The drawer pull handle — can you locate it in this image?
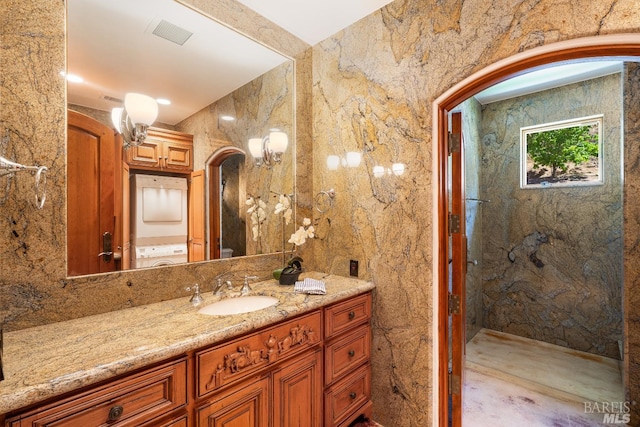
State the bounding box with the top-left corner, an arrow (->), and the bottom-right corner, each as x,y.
349,392 -> 357,399
348,350 -> 356,357
348,311 -> 355,320
108,405 -> 124,421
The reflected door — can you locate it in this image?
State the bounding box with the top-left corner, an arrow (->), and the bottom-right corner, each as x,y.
67,110 -> 117,275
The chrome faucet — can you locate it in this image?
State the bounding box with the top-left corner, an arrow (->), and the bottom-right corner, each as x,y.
212,278 -> 233,296
241,275 -> 258,295
186,284 -> 204,307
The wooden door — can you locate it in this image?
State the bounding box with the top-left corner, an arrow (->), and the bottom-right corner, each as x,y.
122,161 -> 131,270
196,376 -> 269,427
189,170 -> 205,262
272,349 -> 323,427
67,110 -> 117,276
449,111 -> 466,427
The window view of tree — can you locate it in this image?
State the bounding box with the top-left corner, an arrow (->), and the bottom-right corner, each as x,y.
522,116 -> 602,187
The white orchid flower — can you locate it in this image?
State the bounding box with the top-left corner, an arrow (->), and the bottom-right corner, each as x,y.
283,208 -> 292,225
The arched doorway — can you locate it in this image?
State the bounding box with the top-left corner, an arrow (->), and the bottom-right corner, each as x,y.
206,146 -> 246,260
433,34 -> 640,427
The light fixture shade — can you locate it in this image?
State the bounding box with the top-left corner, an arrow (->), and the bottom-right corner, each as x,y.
124,93 -> 158,126
326,155 -> 340,170
269,131 -> 288,154
111,107 -> 124,133
248,138 -> 263,158
392,163 -> 405,176
345,151 -> 362,168
373,165 -> 385,178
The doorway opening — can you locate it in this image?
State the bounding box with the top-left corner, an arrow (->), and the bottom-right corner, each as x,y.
205,146 -> 246,260
433,34 -> 640,427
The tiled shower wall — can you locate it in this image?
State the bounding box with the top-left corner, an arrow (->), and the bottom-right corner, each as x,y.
479,74 -> 623,359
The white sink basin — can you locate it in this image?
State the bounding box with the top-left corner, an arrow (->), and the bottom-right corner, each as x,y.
197,295 -> 279,316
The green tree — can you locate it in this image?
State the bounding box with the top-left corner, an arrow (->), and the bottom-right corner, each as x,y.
527,125 -> 599,178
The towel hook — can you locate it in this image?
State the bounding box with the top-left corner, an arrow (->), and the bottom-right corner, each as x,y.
314,188 -> 336,213
0,156 -> 48,209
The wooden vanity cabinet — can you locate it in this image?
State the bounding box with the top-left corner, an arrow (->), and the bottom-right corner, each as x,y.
195,311 -> 323,427
323,293 -> 372,427
7,358 -> 188,427
5,292 -> 373,427
125,127 -> 193,173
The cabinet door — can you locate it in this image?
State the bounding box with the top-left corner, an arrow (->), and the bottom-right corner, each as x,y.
196,376 -> 269,427
188,170 -> 205,262
126,139 -> 163,169
273,349 -> 323,427
164,142 -> 193,171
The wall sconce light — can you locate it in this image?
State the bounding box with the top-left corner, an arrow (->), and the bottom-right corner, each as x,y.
248,131 -> 288,167
373,163 -> 406,178
111,93 -> 159,148
326,151 -> 362,170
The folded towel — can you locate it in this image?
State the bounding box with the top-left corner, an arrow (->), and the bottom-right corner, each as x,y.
294,278 -> 326,295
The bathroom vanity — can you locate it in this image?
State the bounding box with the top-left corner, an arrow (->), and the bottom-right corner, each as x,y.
0,273 -> 374,426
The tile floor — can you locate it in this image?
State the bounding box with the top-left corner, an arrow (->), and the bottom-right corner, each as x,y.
463,329 -> 626,427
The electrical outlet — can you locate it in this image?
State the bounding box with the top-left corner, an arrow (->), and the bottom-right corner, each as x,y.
349,260 -> 359,277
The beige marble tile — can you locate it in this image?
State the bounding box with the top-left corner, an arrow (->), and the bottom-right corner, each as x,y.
467,329 -> 624,404
465,329 -> 626,426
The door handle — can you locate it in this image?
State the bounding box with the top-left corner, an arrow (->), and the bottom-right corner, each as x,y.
99,232 -> 113,263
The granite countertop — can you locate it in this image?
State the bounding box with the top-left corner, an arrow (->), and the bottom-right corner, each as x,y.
0,272 -> 374,415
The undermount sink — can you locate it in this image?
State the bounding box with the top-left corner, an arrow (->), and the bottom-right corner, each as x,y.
197,295 -> 279,316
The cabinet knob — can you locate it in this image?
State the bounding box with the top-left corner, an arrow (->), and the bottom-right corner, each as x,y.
108,405 -> 124,421
348,350 -> 355,357
349,392 -> 357,399
348,311 -> 355,320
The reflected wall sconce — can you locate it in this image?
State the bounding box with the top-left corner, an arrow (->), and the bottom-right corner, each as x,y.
373,163 -> 405,178
326,152 -> 362,170
111,93 -> 159,148
248,131 -> 288,167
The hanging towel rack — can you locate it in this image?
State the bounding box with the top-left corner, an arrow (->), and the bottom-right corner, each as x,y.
0,156 -> 48,209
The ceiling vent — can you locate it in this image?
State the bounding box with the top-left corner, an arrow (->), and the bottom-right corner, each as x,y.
102,95 -> 123,104
152,20 -> 193,46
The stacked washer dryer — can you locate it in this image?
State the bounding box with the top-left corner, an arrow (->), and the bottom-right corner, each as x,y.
130,174 -> 189,268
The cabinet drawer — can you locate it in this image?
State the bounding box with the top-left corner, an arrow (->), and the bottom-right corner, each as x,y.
324,293 -> 371,340
324,324 -> 371,385
12,358 -> 187,427
196,311 -> 321,397
323,364 -> 371,427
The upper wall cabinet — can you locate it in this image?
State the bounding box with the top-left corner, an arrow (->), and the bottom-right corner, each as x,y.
126,128 -> 193,173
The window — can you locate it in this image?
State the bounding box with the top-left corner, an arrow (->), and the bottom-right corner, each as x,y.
520,115 -> 603,188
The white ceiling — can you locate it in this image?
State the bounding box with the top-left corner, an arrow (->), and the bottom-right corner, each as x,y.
67,1 -> 626,126
66,0 -> 393,125
235,0 -> 394,46
474,61 -> 624,105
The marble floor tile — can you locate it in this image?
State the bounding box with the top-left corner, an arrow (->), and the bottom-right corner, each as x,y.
463,329 -> 625,426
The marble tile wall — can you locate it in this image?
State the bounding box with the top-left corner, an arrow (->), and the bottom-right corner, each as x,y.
309,1 -> 640,425
3,0 -> 640,425
479,74 -> 623,359
178,61 -> 296,256
460,97 -> 484,342
623,62 -> 640,427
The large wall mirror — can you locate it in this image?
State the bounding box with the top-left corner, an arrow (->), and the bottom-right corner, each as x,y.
66,0 -> 295,277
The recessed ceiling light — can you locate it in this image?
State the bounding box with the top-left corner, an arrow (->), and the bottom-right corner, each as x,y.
156,98 -> 171,105
60,71 -> 84,83
220,115 -> 235,121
